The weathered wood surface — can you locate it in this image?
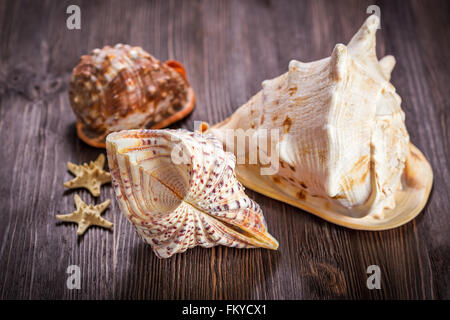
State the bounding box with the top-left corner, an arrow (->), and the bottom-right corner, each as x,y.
0,0 -> 448,299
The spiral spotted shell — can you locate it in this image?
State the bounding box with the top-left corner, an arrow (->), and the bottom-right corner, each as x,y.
106,129 -> 278,258
69,44 -> 195,148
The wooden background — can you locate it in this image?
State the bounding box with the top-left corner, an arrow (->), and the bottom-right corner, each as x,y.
0,0 -> 448,300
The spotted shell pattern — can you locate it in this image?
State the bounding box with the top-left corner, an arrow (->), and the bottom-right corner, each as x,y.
69,44 -> 194,147
106,129 -> 278,258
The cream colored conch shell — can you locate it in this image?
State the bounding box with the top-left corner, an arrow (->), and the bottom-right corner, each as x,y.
203,15 -> 433,230
106,129 -> 278,258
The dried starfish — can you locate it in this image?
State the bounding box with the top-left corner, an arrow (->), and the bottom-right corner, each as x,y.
64,154 -> 111,197
56,194 -> 113,235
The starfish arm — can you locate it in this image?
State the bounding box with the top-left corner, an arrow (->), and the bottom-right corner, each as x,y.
64,176 -> 84,189
91,215 -> 113,229
67,162 -> 81,176
95,199 -> 111,214
86,184 -> 101,197
73,194 -> 86,210
77,222 -> 89,235
94,154 -> 106,168
56,213 -> 79,223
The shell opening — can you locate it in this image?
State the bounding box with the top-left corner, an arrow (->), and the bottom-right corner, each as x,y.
106,130 -> 191,216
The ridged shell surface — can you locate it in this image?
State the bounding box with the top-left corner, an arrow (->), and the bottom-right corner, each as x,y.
205,15 -> 433,230
69,44 -> 194,148
106,129 -> 278,258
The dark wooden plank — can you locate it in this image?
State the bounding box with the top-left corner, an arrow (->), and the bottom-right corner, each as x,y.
0,0 -> 448,300
409,0 -> 450,299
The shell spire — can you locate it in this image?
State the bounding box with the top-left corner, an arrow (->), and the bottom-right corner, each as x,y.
106,129 -> 278,258
69,44 -> 195,148
203,15 -> 433,230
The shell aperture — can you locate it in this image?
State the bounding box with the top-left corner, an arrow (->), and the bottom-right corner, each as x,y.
106,129 -> 278,258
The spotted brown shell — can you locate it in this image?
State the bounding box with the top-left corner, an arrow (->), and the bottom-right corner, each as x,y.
69,44 -> 195,148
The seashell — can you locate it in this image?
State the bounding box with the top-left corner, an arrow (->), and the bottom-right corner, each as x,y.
69,44 -> 195,148
105,129 -> 278,258
202,15 -> 433,230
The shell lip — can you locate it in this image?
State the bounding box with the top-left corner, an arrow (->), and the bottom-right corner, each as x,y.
211,214 -> 279,250
165,60 -> 189,83
233,143 -> 433,231
76,121 -> 107,148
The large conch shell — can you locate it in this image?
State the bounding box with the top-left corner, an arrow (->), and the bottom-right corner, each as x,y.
106,129 -> 278,258
203,15 -> 433,230
69,44 -> 195,148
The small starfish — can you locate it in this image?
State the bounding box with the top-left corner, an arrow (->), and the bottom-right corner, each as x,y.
56,194 -> 113,235
64,154 -> 111,197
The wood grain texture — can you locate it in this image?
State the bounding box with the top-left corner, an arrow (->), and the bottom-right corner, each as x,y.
0,0 -> 449,300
